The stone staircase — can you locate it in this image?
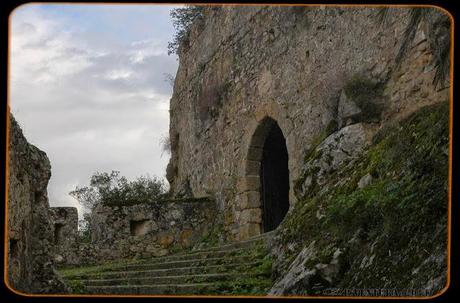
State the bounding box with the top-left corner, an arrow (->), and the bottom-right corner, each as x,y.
59,232 -> 274,295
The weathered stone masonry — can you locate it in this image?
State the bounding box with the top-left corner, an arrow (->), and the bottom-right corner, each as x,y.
41,198 -> 217,266
6,6 -> 449,295
86,198 -> 217,262
7,114 -> 68,293
49,207 -> 79,265
167,6 -> 449,241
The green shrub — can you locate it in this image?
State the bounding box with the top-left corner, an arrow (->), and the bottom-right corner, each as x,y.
168,6 -> 205,55
343,74 -> 385,121
67,280 -> 87,294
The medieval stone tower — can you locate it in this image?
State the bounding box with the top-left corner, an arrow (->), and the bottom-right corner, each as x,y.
166,6 -> 449,241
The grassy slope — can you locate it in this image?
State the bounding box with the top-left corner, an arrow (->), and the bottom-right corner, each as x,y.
275,101 -> 449,295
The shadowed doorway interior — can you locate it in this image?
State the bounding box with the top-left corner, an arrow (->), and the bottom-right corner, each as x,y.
260,120 -> 290,233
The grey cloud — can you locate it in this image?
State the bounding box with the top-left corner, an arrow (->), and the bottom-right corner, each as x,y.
15,22 -> 37,34
11,4 -> 178,217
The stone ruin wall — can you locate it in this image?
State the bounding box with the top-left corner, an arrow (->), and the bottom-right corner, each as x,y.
42,199 -> 217,266
7,114 -> 68,294
167,6 -> 449,241
49,207 -> 79,265
85,198 -> 217,263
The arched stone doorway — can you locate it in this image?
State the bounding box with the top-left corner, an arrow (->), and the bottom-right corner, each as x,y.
260,120 -> 290,232
238,117 -> 290,238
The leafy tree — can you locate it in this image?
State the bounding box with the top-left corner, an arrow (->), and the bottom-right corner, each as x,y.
168,5 -> 205,55
69,170 -> 167,211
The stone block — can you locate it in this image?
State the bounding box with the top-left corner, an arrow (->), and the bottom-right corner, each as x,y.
358,173 -> 373,189
240,208 -> 262,224
153,249 -> 169,257
240,191 -> 261,209
180,229 -> 194,246
337,89 -> 362,129
245,160 -> 261,175
238,223 -> 261,240
158,233 -> 175,247
237,176 -> 261,193
250,134 -> 266,148
247,176 -> 261,190
246,146 -> 264,161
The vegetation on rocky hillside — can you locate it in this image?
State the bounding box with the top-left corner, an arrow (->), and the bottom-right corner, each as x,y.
275,101 -> 449,295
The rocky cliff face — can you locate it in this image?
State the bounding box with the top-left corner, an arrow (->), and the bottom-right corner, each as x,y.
7,114 -> 68,294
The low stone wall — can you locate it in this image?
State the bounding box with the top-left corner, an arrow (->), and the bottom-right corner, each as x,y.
72,197 -> 217,264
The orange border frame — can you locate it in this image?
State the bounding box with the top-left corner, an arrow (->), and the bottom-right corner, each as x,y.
4,2 -> 455,300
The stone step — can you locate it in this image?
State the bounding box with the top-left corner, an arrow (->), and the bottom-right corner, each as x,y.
65,261 -> 263,280
131,247 -> 252,263
127,232 -> 272,263
134,244 -> 267,264
102,255 -> 257,272
84,283 -> 217,295
62,232 -> 273,275
62,232 -> 274,295
141,232 -> 271,261
71,272 -> 264,287
60,248 -> 265,279
83,279 -> 272,295
190,231 -> 275,253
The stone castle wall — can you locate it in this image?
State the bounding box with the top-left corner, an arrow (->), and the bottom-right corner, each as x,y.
7,114 -> 68,294
167,6 -> 449,241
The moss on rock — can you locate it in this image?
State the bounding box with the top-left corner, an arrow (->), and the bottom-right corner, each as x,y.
274,101 -> 449,295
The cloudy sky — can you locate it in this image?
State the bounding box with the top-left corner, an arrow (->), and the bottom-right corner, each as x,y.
10,4 -> 180,217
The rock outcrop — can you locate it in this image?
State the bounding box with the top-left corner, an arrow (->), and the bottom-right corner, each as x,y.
7,114 -> 68,294
270,102 -> 449,296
